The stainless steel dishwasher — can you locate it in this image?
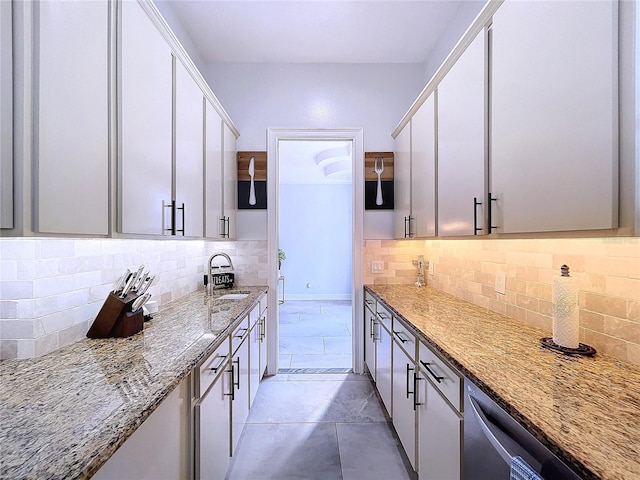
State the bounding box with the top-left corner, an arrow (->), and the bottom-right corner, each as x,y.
463,377 -> 583,480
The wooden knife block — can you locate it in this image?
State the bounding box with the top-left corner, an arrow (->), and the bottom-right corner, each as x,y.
87,292 -> 144,339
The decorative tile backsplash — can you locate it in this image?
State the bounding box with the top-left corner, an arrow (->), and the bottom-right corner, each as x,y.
364,237 -> 640,366
0,238 -> 267,359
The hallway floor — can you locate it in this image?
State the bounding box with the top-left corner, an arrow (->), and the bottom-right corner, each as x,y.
226,373 -> 415,480
278,300 -> 352,370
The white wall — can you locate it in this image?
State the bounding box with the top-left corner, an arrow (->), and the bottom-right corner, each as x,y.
203,62 -> 424,240
279,183 -> 352,300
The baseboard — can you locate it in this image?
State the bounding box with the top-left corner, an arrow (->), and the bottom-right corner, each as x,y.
284,294 -> 352,301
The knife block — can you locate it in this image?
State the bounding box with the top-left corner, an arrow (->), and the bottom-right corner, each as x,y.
87,292 -> 144,339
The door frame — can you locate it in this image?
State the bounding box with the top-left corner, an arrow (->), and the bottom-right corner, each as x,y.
266,128 -> 364,375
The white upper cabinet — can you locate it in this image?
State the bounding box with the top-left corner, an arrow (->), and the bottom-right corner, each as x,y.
394,121 -> 412,239
205,101 -> 223,238
411,94 -> 436,238
222,122 -> 237,239
35,0 -> 109,235
119,0 -> 172,235
437,31 -> 486,237
174,59 -> 204,237
490,0 -> 618,233
0,0 -> 12,229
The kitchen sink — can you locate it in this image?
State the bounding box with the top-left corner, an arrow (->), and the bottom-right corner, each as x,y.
216,293 -> 249,300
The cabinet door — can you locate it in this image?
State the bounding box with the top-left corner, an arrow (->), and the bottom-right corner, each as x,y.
93,378 -> 190,480
417,376 -> 462,480
36,0 -> 109,234
231,338 -> 249,454
364,305 -> 377,381
392,342 -> 417,470
120,0 -> 172,235
174,59 -> 204,237
0,0 -> 12,229
222,123 -> 237,239
249,306 -> 261,408
205,101 -> 223,238
259,304 -> 268,380
394,121 -> 412,238
376,323 -> 392,416
437,32 -> 486,237
411,94 -> 436,238
198,369 -> 231,480
491,0 -> 617,233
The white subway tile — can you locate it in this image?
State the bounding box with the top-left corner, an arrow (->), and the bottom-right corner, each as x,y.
0,301 -> 18,319
0,260 -> 17,281
0,239 -> 37,260
34,296 -> 59,317
74,239 -> 103,257
40,310 -> 75,335
39,239 -> 75,259
35,332 -> 60,357
2,281 -> 34,300
0,320 -> 35,339
16,299 -> 35,319
33,276 -> 72,297
16,339 -> 36,359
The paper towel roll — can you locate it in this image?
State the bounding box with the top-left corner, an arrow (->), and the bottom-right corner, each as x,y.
552,271 -> 579,349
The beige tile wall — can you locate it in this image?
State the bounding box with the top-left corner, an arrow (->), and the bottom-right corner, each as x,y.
363,238 -> 640,366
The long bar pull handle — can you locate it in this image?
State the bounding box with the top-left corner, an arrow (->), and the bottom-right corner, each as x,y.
393,330 -> 408,344
488,192 -> 498,232
406,363 -> 415,399
420,360 -> 444,383
370,317 -> 375,339
473,197 -> 483,235
225,216 -> 230,238
233,357 -> 240,390
413,373 -> 423,411
219,216 -> 226,238
208,354 -> 228,373
176,202 -> 185,236
234,328 -> 248,339
163,200 -> 175,235
224,366 -> 235,400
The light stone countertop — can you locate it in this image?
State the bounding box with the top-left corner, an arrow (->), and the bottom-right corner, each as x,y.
0,286 -> 267,480
366,284 -> 640,480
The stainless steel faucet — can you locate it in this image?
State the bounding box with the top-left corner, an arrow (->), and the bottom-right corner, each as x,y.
206,252 -> 234,295
412,255 -> 426,288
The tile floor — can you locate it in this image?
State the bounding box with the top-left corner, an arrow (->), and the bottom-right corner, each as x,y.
226,373 -> 416,480
278,300 -> 353,370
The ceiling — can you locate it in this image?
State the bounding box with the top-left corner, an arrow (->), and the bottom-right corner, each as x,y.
278,140 -> 353,184
156,0 -> 468,64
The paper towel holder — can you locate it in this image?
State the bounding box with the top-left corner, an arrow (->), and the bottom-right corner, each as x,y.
540,337 -> 596,357
542,264 -> 596,356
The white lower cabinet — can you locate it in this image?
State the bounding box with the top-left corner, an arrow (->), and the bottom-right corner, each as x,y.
375,314 -> 393,416
392,339 -> 417,470
231,330 -> 250,454
93,377 -> 191,480
249,303 -> 261,408
258,297 -> 269,380
365,293 -> 463,480
364,295 -> 377,380
416,365 -> 462,479
196,343 -> 231,480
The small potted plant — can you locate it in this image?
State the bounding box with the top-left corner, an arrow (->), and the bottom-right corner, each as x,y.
278,249 -> 286,271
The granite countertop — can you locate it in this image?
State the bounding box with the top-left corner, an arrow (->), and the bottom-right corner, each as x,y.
0,286 -> 267,480
366,284 -> 640,480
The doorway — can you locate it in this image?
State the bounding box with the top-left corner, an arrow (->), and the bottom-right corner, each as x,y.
278,140 -> 353,371
266,129 -> 364,376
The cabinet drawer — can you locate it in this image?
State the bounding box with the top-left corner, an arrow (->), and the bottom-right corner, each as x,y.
231,315 -> 250,355
199,341 -> 230,396
418,341 -> 462,412
376,303 -> 393,332
364,292 -> 376,313
392,317 -> 417,358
